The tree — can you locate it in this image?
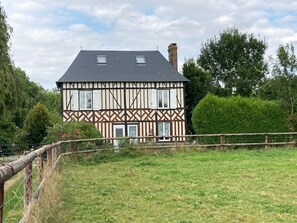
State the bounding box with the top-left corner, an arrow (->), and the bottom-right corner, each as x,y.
198,28 -> 267,97
182,58 -> 212,133
11,68 -> 61,127
23,103 -> 53,147
0,4 -> 19,119
272,43 -> 297,116
0,119 -> 16,155
259,43 -> 297,130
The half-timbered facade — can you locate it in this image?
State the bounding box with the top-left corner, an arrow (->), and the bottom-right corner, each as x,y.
57,43 -> 188,145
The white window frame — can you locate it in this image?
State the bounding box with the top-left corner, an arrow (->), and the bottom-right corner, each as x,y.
80,90 -> 92,110
97,55 -> 107,64
136,55 -> 146,64
157,89 -> 169,109
151,88 -> 177,110
158,122 -> 170,141
128,124 -> 138,144
113,125 -> 125,147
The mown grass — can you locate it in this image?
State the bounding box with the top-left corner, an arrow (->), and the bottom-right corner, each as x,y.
54,148 -> 297,223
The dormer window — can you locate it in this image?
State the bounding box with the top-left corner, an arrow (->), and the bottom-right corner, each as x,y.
97,55 -> 107,64
136,55 -> 146,64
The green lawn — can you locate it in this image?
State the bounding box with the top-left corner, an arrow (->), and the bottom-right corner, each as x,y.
56,148 -> 297,223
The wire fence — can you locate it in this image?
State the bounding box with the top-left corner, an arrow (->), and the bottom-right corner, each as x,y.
0,132 -> 297,223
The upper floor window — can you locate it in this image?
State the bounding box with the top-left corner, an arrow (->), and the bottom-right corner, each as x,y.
151,88 -> 177,109
80,91 -> 92,110
97,55 -> 107,64
71,90 -> 100,111
136,55 -> 146,64
158,89 -> 169,108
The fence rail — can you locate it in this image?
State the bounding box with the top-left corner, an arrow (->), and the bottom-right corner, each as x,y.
0,132 -> 297,223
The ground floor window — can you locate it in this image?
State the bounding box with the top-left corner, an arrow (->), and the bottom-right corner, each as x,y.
158,122 -> 170,141
113,124 -> 138,147
128,125 -> 138,144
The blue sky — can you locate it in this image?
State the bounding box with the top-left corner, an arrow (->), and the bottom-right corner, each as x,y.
2,0 -> 297,89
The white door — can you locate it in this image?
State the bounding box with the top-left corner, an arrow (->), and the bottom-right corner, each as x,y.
128,125 -> 138,144
113,125 -> 125,147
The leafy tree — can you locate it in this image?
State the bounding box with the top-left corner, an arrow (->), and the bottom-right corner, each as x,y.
272,44 -> 297,116
0,4 -> 19,119
23,103 -> 53,148
182,58 -> 212,133
198,28 -> 267,97
43,88 -> 61,114
259,43 -> 297,130
0,120 -> 16,155
11,68 -> 61,127
42,88 -> 61,123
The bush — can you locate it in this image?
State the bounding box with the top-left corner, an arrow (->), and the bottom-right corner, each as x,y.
192,94 -> 287,134
43,121 -> 102,144
23,103 -> 52,148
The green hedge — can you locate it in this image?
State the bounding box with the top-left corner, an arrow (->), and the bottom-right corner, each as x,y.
192,94 -> 287,134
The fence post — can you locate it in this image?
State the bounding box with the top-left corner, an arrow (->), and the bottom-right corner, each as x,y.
24,162 -> 33,210
57,144 -> 61,158
0,183 -> 4,223
52,146 -> 57,164
265,134 -> 268,149
220,135 -> 225,149
47,149 -> 52,169
175,136 -> 177,148
38,155 -> 44,183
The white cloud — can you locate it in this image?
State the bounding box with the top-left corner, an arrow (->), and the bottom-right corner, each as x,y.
1,0 -> 297,89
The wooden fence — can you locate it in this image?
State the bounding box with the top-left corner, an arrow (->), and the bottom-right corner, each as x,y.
0,132 -> 297,223
0,143 -> 62,223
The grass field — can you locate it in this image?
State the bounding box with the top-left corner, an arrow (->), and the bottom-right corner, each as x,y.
3,165 -> 43,223
49,148 -> 297,222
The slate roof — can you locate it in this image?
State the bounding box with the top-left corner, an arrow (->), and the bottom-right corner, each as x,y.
56,50 -> 188,86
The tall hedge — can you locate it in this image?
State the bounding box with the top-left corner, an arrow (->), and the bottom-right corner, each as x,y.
192,94 -> 287,134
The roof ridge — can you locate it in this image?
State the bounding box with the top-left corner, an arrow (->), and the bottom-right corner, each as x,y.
80,50 -> 160,52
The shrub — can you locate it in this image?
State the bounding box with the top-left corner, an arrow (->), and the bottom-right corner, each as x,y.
23,103 -> 53,148
43,121 -> 102,144
192,94 -> 287,134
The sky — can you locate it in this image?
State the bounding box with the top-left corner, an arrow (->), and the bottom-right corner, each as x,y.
2,0 -> 297,89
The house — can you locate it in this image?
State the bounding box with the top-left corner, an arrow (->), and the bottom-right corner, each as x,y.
56,43 -> 188,145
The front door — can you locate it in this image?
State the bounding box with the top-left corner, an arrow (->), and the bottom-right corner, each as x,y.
113,125 -> 125,147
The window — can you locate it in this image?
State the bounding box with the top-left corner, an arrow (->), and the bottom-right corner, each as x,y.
80,91 -> 92,110
158,122 -> 170,141
136,55 -> 146,64
151,89 -> 176,109
71,90 -> 100,111
128,124 -> 138,144
158,89 -> 169,108
97,55 -> 107,64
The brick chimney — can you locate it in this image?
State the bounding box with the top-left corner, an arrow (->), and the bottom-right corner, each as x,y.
168,43 -> 178,70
